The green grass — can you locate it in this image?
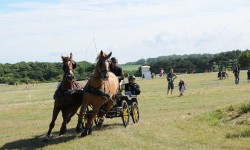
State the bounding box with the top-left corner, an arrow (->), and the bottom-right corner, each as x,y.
0,71 -> 250,149
120,65 -> 141,71
203,102 -> 250,126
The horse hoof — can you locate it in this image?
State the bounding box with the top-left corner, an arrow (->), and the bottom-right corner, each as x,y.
76,126 -> 82,134
81,129 -> 88,137
88,127 -> 93,135
42,135 -> 51,143
97,122 -> 103,129
59,129 -> 67,136
59,133 -> 64,136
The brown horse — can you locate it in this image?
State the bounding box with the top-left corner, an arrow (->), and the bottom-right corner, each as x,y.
76,50 -> 119,137
43,53 -> 83,142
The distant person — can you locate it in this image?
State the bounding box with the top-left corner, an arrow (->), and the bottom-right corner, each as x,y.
233,67 -> 239,84
247,69 -> 250,83
237,65 -> 241,74
124,75 -> 140,96
109,57 -> 124,82
151,72 -> 156,79
178,78 -> 186,96
166,68 -> 177,95
218,71 -> 222,80
159,68 -> 164,77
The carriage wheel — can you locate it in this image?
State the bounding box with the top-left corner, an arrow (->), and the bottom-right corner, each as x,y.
121,100 -> 129,127
131,102 -> 139,123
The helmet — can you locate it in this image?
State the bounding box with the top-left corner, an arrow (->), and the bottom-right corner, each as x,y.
128,75 -> 136,81
111,57 -> 118,63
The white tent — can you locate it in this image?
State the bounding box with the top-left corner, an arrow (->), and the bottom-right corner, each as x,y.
141,66 -> 151,80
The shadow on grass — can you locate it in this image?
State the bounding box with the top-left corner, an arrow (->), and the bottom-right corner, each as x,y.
167,95 -> 181,98
93,122 -> 124,131
226,130 -> 250,138
1,128 -> 78,150
1,123 -> 127,149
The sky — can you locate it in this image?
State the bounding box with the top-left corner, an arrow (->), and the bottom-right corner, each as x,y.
0,0 -> 250,64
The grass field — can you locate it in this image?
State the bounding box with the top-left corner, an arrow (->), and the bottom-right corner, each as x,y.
120,65 -> 141,71
0,71 -> 250,149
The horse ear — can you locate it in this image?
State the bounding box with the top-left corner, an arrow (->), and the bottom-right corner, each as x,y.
100,50 -> 103,56
70,52 -> 73,59
61,56 -> 64,60
106,52 -> 112,59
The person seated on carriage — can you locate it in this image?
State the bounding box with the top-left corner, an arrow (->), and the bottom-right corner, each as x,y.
124,75 -> 141,96
109,57 -> 125,92
109,57 -> 124,82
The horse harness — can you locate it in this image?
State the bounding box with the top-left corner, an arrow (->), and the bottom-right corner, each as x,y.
54,88 -> 83,98
54,80 -> 83,99
85,58 -> 113,100
84,84 -> 111,100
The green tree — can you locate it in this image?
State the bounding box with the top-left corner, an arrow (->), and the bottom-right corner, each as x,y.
238,50 -> 250,68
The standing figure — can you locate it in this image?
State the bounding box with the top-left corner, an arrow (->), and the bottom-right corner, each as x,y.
247,69 -> 250,83
179,78 -> 186,96
233,67 -> 239,84
166,68 -> 177,95
159,68 -> 164,77
237,65 -> 241,75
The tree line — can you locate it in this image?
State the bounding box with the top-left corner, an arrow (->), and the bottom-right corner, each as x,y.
1,49 -> 250,85
0,61 -> 94,85
127,49 -> 250,75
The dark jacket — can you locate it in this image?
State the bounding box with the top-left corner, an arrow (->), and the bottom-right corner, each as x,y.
109,66 -> 124,82
233,69 -> 239,77
178,81 -> 185,91
124,83 -> 140,95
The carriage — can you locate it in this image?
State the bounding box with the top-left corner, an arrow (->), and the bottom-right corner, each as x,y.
81,85 -> 140,131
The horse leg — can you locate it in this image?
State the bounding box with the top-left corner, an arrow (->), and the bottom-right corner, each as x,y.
67,96 -> 82,124
76,103 -> 88,134
81,108 -> 99,137
97,101 -> 113,129
59,109 -> 69,136
43,106 -> 60,142
66,102 -> 81,124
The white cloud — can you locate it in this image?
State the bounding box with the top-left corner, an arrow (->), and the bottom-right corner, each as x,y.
0,0 -> 250,64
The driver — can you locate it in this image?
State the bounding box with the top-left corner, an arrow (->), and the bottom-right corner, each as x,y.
109,57 -> 124,83
124,75 -> 141,96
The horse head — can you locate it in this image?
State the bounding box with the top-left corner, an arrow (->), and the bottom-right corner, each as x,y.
61,53 -> 76,81
96,50 -> 112,81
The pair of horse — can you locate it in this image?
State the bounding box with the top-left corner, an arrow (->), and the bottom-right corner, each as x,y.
43,51 -> 119,142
